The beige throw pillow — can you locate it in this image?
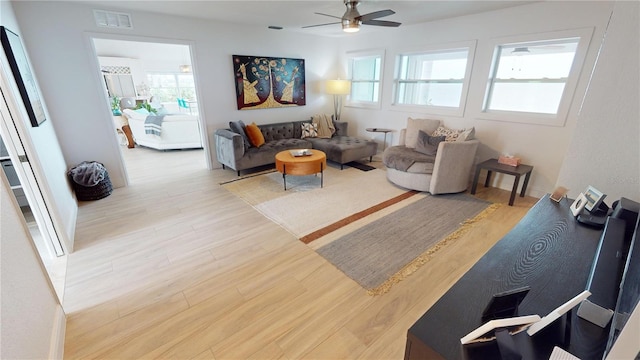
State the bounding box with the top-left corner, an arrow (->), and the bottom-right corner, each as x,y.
457,127 -> 476,142
432,125 -> 464,142
405,117 -> 441,148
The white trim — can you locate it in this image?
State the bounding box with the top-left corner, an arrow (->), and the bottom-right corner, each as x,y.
478,27 -> 594,126
48,305 -> 66,360
345,48 -> 385,110
84,32 -> 212,178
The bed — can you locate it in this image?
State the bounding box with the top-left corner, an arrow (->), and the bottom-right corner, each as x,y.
122,109 -> 203,150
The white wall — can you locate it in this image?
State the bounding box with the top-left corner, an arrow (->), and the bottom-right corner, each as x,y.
557,1 -> 640,203
10,1 -> 636,201
1,2 -> 76,250
11,1 -> 336,188
0,172 -> 65,359
337,1 -> 616,198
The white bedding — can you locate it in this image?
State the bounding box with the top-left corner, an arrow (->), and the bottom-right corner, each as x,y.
123,109 -> 203,150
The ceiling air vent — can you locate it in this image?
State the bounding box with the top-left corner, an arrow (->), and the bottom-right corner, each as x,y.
93,10 -> 133,29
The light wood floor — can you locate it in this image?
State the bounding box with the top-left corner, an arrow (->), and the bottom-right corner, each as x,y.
63,146 -> 539,359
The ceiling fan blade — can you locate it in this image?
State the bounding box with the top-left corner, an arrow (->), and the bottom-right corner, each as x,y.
357,9 -> 395,22
362,19 -> 401,27
314,12 -> 342,20
302,21 -> 341,29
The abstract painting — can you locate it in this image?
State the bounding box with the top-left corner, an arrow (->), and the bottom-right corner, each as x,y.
233,55 -> 305,110
1,26 -> 46,126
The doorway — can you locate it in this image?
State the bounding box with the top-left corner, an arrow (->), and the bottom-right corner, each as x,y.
90,36 -> 207,184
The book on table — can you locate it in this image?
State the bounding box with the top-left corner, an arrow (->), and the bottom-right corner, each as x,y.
290,149 -> 312,157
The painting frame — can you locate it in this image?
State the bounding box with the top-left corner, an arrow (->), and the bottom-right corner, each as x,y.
233,55 -> 306,110
0,26 -> 46,127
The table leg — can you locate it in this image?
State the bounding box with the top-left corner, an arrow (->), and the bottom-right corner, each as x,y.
509,175 -> 521,206
471,167 -> 481,195
520,170 -> 532,197
484,170 -> 493,187
382,132 -> 388,152
282,164 -> 287,191
320,162 -> 324,188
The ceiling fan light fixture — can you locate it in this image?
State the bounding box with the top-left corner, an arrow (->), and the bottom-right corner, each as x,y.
342,19 -> 360,33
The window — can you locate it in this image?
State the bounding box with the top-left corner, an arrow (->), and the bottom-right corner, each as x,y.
147,73 -> 196,103
481,28 -> 593,126
393,42 -> 475,115
347,50 -> 384,108
486,39 -> 578,114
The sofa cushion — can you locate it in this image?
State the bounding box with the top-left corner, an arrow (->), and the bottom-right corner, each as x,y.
415,130 -> 446,156
229,120 -> 251,151
307,136 -> 377,164
259,122 -> 294,142
301,123 -> 318,138
245,122 -> 266,147
333,121 -> 348,136
457,127 -> 476,142
433,125 -> 467,142
405,118 -> 441,148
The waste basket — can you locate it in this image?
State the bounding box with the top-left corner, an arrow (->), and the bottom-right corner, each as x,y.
67,161 -> 113,201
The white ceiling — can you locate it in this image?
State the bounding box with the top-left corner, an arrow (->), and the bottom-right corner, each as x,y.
82,0 -> 538,37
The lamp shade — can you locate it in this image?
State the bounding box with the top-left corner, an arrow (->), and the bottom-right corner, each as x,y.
326,79 -> 351,95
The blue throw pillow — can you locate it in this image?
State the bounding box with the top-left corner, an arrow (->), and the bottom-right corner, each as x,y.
415,130 -> 445,156
229,120 -> 251,151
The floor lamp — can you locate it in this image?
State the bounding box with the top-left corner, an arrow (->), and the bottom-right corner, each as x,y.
326,79 -> 351,121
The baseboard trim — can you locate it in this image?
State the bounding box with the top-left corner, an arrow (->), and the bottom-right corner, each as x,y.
49,305 -> 66,360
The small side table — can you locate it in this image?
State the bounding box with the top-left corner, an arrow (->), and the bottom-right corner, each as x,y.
471,158 -> 533,206
365,128 -> 393,152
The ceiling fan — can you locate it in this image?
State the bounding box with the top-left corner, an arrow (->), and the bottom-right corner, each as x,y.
303,0 -> 401,33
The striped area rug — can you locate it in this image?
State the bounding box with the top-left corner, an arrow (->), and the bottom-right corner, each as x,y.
315,193 -> 499,295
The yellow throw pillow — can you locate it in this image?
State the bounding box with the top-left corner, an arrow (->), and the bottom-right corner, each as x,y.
245,122 -> 265,147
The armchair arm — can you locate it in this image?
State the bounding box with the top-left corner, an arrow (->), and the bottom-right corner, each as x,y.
430,140 -> 479,195
214,129 -> 245,169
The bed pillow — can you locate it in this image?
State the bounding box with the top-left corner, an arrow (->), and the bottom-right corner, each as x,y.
244,122 -> 265,147
229,120 -> 251,151
405,117 -> 441,148
415,130 -> 446,156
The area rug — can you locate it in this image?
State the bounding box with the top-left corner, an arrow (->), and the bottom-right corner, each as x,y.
315,193 -> 499,295
221,166 -> 414,239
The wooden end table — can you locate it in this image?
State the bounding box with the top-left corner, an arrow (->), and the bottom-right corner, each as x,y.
470,158 -> 533,206
275,149 -> 326,190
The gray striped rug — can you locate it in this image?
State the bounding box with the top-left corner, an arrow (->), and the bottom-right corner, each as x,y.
316,193 -> 497,295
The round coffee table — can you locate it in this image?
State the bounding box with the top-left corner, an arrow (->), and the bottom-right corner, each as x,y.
275,149 -> 326,190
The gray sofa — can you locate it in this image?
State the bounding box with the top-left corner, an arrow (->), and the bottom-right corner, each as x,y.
215,120 -> 377,175
383,118 -> 479,194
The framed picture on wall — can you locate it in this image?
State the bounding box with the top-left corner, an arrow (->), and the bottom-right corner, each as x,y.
232,55 -> 306,110
0,26 -> 46,127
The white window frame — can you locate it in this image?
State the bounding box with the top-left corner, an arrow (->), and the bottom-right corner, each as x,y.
392,40 -> 476,117
346,49 -> 385,109
480,28 -> 594,126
